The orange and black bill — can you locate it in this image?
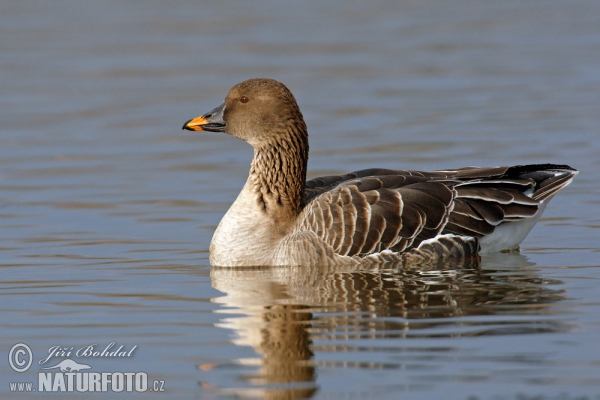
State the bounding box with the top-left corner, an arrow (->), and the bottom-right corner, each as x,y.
182,103 -> 226,132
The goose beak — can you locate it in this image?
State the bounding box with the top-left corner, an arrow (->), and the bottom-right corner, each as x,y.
182,103 -> 226,132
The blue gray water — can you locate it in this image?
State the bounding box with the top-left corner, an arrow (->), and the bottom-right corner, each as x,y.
1,1 -> 600,399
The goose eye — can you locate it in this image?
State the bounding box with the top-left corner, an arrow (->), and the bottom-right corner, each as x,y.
239,96 -> 249,104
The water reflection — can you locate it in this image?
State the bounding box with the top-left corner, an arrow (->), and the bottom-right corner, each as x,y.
208,254 -> 567,398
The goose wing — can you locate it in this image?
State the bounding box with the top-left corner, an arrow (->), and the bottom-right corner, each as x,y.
300,164 -> 577,256
441,164 -> 577,238
301,169 -> 456,256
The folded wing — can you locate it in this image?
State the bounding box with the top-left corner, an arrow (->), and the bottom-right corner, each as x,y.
300,164 -> 577,256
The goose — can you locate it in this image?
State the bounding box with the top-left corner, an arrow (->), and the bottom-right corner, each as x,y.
183,78 -> 577,267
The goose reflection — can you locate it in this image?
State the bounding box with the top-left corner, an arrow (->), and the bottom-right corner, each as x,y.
207,253 -> 567,398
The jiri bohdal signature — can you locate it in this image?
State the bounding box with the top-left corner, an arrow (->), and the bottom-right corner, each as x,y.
38,343 -> 137,365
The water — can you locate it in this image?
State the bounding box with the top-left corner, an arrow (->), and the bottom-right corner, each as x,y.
1,1 -> 599,399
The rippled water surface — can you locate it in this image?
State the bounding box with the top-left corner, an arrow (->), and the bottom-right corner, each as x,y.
2,1 -> 600,399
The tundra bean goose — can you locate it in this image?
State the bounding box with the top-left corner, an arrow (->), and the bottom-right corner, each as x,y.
183,78 -> 577,267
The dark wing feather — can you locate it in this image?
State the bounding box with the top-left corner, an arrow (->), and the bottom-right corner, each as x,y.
441,164 -> 577,238
300,164 -> 577,257
304,174 -> 351,203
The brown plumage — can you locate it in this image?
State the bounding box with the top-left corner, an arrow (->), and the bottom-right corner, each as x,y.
183,78 -> 577,267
